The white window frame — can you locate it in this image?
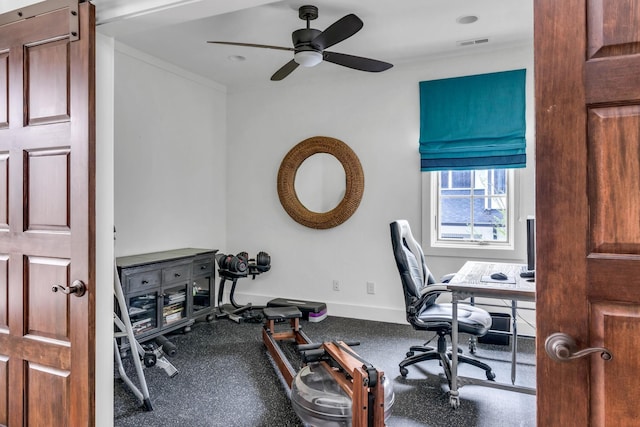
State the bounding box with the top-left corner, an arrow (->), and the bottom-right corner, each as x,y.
422,169 -> 518,258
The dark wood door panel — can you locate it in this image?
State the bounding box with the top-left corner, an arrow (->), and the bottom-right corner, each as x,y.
0,153 -> 8,230
588,0 -> 640,58
0,52 -> 7,129
588,105 -> 640,254
590,302 -> 640,426
0,255 -> 7,329
0,355 -> 6,425
26,362 -> 69,427
25,38 -> 70,126
26,256 -> 71,340
25,148 -> 71,232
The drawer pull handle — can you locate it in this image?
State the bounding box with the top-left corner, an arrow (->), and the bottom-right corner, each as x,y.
142,280 -> 148,284
174,273 -> 181,278
200,265 -> 206,270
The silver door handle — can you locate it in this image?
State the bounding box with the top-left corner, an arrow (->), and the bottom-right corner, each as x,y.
545,332 -> 612,362
51,280 -> 86,297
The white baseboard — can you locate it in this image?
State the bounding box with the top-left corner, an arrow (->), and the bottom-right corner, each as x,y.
229,292 -> 408,325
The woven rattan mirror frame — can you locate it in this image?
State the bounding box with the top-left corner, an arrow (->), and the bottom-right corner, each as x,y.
277,136 -> 364,229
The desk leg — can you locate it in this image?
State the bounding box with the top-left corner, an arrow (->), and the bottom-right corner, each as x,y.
511,300 -> 518,385
450,295 -> 460,408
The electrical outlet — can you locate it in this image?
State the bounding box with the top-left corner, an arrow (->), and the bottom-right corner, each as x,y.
332,280 -> 340,291
366,281 -> 375,294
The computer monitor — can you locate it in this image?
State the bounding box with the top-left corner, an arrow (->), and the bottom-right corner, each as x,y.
526,217 -> 535,273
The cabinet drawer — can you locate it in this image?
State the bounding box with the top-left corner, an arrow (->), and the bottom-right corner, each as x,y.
192,259 -> 213,276
163,264 -> 190,283
126,270 -> 162,293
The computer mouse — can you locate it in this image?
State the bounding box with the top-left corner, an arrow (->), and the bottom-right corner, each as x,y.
491,272 -> 508,280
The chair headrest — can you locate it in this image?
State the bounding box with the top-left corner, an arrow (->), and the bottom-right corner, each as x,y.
391,220 -> 425,285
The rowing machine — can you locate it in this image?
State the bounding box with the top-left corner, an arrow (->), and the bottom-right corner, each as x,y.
262,306 -> 394,426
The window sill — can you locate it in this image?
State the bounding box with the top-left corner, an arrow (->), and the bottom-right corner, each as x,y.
424,241 -> 522,262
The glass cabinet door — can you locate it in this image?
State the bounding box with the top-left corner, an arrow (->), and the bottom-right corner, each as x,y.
128,292 -> 158,336
192,276 -> 212,315
162,285 -> 187,326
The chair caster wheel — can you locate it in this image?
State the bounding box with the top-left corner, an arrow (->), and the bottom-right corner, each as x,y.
449,395 -> 460,409
486,370 -> 496,381
400,367 -> 408,377
406,351 -> 414,357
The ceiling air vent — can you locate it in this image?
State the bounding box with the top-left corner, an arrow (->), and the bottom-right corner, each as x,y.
456,38 -> 489,47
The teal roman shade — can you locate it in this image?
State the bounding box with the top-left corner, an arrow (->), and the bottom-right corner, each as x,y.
419,69 -> 526,171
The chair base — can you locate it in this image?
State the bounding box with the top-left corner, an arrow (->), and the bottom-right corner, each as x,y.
399,332 -> 495,388
407,345 -> 434,357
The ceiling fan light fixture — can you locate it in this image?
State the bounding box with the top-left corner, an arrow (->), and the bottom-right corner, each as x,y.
294,50 -> 323,67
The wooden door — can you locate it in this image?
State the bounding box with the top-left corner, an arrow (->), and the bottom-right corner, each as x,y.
535,0 -> 640,425
0,1 -> 95,425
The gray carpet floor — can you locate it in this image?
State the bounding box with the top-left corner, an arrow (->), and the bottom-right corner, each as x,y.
114,314 -> 536,427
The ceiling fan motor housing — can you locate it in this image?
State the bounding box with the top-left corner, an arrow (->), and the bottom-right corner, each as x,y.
292,28 -> 322,52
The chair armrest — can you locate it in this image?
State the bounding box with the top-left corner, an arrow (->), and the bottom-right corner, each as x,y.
419,284 -> 450,295
408,284 -> 451,315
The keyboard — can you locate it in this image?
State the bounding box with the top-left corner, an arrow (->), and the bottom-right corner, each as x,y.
519,266 -> 535,278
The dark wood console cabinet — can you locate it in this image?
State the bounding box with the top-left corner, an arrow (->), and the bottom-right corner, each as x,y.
116,248 -> 218,345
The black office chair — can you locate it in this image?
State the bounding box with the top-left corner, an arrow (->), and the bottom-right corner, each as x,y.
390,220 -> 495,386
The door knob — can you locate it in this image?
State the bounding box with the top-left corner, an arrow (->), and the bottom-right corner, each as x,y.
545,332 -> 612,362
51,280 -> 87,297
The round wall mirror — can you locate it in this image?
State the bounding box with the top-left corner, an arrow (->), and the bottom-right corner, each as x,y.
277,136 -> 364,229
294,153 -> 346,213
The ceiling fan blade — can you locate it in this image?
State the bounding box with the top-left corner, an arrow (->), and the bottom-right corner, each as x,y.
311,14 -> 363,50
323,51 -> 393,72
271,59 -> 299,81
207,41 -> 294,52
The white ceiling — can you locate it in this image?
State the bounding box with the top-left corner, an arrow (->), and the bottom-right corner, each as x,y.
95,0 -> 533,90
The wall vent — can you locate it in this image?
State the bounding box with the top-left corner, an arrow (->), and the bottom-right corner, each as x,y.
456,38 -> 489,47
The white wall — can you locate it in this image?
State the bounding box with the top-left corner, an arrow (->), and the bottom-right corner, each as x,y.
113,43 -> 227,256
225,45 -> 535,324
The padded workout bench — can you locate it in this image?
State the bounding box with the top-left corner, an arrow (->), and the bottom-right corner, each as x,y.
266,298 -> 327,322
261,306 -> 390,426
262,306 -> 312,387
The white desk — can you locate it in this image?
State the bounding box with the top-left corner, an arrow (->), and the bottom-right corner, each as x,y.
447,261 -> 536,408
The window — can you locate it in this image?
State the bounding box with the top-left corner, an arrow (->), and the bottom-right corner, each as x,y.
431,169 -> 514,248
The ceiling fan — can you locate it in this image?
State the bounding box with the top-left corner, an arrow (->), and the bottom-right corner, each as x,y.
207,5 -> 393,81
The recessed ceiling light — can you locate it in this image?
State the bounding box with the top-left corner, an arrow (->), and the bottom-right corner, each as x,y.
227,55 -> 246,62
456,15 -> 478,24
